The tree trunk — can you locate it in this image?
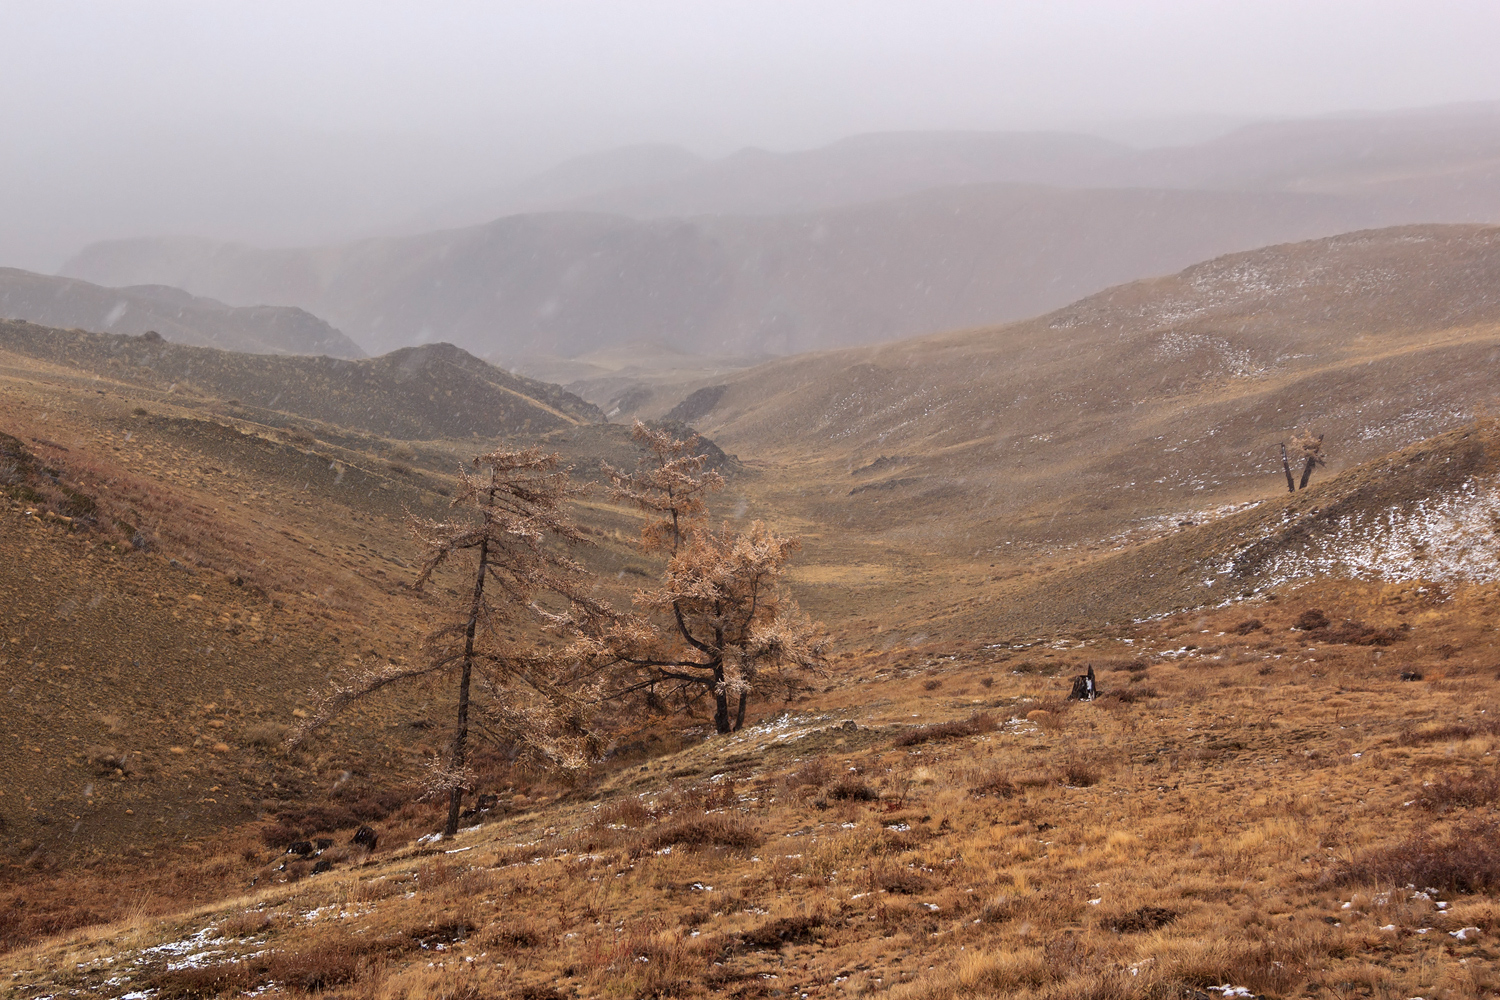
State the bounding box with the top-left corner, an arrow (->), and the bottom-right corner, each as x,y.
712,662 -> 731,734
733,690 -> 747,731
446,533 -> 489,837
1299,456 -> 1316,490
713,690 -> 731,734
1281,444 -> 1296,494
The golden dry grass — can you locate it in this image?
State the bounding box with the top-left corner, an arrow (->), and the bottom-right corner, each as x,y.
4,579 -> 1500,998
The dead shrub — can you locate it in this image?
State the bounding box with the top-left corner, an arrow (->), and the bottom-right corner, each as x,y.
784,758 -> 831,791
1106,905 -> 1177,933
922,678 -> 943,691
738,914 -> 823,950
1330,819 -> 1500,893
968,771 -> 1018,798
827,777 -> 878,802
892,711 -> 997,747
641,815 -> 761,852
1413,770 -> 1500,811
1398,719 -> 1500,745
1061,760 -> 1101,787
1294,609 -> 1330,630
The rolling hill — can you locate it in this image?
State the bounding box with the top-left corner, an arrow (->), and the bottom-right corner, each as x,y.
662,225 -> 1500,574
0,267 -> 363,358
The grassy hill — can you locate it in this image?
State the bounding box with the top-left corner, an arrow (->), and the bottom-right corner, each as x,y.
675,226 -> 1500,568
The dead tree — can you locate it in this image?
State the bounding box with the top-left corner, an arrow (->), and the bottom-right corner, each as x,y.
1281,432 -> 1326,492
604,423 -> 828,734
294,447 -> 609,837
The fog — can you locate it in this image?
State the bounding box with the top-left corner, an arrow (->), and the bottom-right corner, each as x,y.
4,1 -> 1500,271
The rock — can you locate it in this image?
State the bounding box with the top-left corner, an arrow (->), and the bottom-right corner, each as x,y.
350,825 -> 378,851
286,840 -> 314,857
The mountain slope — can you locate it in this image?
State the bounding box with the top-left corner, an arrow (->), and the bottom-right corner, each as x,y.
0,322 -> 602,440
0,267 -> 363,358
675,225 -> 1500,563
60,184 -> 1382,358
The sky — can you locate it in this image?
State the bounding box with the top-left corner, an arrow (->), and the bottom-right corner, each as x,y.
3,0 -> 1500,271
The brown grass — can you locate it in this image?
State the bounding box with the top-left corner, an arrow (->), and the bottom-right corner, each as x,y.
892,711 -> 997,746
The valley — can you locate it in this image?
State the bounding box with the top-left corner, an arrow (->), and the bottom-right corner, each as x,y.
2,220 -> 1499,997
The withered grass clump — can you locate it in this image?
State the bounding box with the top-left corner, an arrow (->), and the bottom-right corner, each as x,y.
967,771 -> 1018,798
1332,820 -> 1500,893
1105,905 -> 1178,933
641,815 -> 761,851
1413,770 -> 1500,811
1397,718 -> 1500,745
738,914 -> 823,950
144,931 -> 386,997
892,711 -> 997,747
827,776 -> 879,801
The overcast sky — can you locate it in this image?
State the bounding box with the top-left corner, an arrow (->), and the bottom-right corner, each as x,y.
4,0 -> 1500,271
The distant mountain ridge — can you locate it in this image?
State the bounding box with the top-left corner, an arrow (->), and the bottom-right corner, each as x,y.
59,104 -> 1500,361
0,267 -> 363,358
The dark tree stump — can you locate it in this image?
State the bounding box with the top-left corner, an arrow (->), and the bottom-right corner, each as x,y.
1068,665 -> 1097,701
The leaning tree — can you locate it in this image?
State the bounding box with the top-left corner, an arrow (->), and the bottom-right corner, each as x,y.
604,423 -> 827,734
294,446 -> 611,836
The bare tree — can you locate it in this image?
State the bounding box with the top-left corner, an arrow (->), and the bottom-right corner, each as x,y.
605,423 -> 827,734
1281,431 -> 1326,492
295,446 -> 610,836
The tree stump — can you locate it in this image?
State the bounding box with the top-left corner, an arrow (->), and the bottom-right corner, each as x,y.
1068,665 -> 1097,701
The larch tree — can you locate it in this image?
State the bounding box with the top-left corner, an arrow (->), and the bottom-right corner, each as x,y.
604,423 -> 827,734
1280,431 -> 1326,492
294,446 -> 611,836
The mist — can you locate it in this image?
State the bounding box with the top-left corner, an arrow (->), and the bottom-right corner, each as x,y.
4,1 -> 1500,272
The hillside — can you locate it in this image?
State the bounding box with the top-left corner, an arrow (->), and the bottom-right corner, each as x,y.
666,226 -> 1500,575
60,185 -> 1383,359
0,322 -> 602,440
0,267 -> 362,358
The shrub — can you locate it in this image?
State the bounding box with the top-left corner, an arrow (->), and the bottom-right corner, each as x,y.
739,914 -> 822,950
641,815 -> 761,851
1106,905 -> 1177,933
1331,820 -> 1500,893
1413,770 -> 1500,811
1294,609 -> 1330,630
968,772 -> 1018,798
893,712 -> 997,747
827,777 -> 878,802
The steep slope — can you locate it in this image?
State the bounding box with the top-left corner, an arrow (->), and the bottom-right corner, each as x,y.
680,226 -> 1500,563
0,322 -> 602,440
0,267 -> 362,358
60,185 -> 1381,358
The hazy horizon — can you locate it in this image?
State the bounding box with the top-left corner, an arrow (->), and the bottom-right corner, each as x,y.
4,1 -> 1500,271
